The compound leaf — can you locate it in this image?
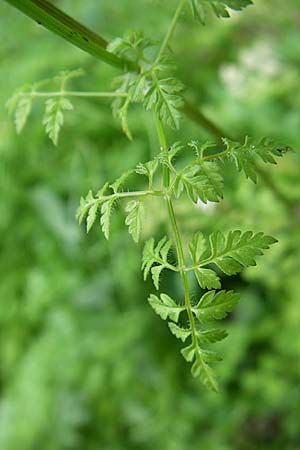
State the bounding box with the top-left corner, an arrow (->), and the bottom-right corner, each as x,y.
222,137 -> 289,183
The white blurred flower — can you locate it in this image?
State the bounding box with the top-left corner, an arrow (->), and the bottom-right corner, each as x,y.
219,41 -> 282,98
195,199 -> 216,214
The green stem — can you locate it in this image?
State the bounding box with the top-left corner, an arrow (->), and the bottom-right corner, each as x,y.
202,149 -> 229,161
155,0 -> 186,64
154,113 -> 169,188
155,114 -> 198,348
20,91 -> 127,98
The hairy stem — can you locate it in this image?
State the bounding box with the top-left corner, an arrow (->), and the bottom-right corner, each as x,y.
155,115 -> 199,348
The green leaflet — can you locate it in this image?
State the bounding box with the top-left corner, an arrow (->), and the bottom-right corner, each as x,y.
173,162 -> 223,203
43,97 -> 74,145
189,0 -> 253,24
189,232 -> 221,288
192,290 -> 240,322
196,328 -> 228,344
125,200 -> 144,243
189,231 -> 207,263
136,160 -> 159,189
100,198 -> 116,240
194,268 -> 221,289
203,230 -> 278,275
142,237 -> 175,289
14,96 -> 32,134
168,323 -> 191,342
148,293 -> 184,322
86,202 -> 99,233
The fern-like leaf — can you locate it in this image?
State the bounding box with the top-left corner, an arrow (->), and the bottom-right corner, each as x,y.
222,137 -> 289,183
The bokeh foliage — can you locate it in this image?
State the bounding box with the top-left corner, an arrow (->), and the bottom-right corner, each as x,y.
0,0 -> 300,449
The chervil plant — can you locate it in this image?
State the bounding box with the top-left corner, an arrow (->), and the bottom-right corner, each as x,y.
5,0 -> 291,391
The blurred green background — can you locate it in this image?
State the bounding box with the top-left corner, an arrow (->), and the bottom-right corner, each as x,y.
1,1 -> 300,449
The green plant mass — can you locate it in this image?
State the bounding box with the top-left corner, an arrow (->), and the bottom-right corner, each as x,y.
2,0 -> 300,448
4,0 -> 292,391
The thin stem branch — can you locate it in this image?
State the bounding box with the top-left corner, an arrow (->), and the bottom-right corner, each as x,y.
154,113 -> 170,188
86,189 -> 162,207
20,91 -> 127,99
155,0 -> 186,64
202,149 -> 229,161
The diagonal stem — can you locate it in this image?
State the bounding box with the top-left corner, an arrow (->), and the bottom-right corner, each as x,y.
4,0 -> 135,70
154,0 -> 186,65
